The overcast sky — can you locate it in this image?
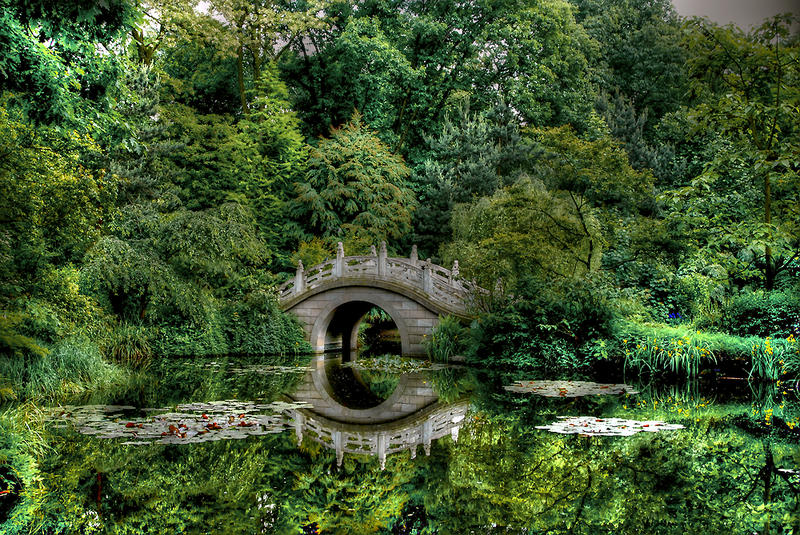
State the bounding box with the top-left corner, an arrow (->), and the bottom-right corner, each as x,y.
672,0 -> 798,29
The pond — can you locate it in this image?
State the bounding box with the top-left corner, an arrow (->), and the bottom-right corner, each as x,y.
12,353 -> 800,534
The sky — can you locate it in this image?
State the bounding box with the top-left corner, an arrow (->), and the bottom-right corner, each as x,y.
672,0 -> 799,29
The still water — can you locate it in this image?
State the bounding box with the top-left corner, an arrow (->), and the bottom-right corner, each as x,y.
32,353 -> 800,533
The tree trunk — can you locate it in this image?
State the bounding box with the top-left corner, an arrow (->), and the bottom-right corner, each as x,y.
237,45 -> 248,115
765,172 -> 774,290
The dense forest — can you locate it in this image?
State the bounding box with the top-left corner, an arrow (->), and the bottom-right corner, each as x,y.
1,0 -> 799,533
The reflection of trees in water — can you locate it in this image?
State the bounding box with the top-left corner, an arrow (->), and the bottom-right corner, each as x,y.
357,306 -> 401,357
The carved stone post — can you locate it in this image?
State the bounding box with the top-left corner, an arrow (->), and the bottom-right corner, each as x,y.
378,432 -> 387,470
293,412 -> 305,446
450,260 -> 459,285
378,241 -> 387,277
494,277 -> 504,295
370,244 -> 377,256
422,259 -> 433,294
423,420 -> 432,456
294,260 -> 305,294
451,425 -> 460,443
334,430 -> 344,467
334,241 -> 344,277
410,244 -> 418,266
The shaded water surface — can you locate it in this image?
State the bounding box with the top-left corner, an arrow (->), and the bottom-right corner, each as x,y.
25,354 -> 800,533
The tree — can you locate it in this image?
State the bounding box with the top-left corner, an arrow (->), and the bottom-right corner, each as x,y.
442,177 -> 604,289
282,0 -> 594,154
414,100 -> 531,258
0,0 -> 136,126
289,112 -> 416,248
197,0 -> 329,114
570,0 -> 688,133
671,15 -> 800,290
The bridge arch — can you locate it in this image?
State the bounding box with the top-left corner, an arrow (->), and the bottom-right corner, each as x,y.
286,358 -> 469,469
279,242 -> 482,356
310,294 -> 409,356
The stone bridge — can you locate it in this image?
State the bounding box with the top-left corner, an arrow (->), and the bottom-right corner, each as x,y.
278,242 -> 481,356
286,358 -> 469,469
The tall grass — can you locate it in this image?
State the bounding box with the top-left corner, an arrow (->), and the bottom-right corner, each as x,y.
623,334 -> 716,378
425,316 -> 468,363
619,322 -> 800,380
0,337 -> 126,400
105,323 -> 153,369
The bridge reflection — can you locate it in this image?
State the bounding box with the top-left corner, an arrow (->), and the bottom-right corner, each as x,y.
286,356 -> 468,469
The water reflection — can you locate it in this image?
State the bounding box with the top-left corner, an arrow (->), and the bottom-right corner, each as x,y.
289,401 -> 468,470
26,355 -> 800,534
47,353 -> 468,469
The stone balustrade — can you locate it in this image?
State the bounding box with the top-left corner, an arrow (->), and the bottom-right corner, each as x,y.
288,400 -> 469,470
278,242 -> 480,316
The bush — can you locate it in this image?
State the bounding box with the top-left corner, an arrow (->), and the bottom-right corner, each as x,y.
152,320 -> 229,357
425,316 -> 469,363
469,277 -> 618,370
721,288 -> 800,338
224,290 -> 310,356
0,337 -> 123,399
104,323 -> 154,369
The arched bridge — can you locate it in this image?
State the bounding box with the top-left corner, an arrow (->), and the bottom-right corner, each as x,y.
278,242 -> 480,356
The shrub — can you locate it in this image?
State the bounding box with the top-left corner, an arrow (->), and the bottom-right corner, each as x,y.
224,290 -> 310,356
469,277 -> 618,370
721,288 -> 800,338
105,323 -> 153,369
425,316 -> 469,363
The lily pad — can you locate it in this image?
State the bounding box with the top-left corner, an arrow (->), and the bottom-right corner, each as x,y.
229,365 -> 308,375
504,380 -> 639,397
345,356 -> 449,374
536,416 -> 685,436
45,399 -> 313,445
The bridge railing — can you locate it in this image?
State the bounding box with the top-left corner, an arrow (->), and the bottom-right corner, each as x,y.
289,401 -> 469,469
278,242 -> 484,314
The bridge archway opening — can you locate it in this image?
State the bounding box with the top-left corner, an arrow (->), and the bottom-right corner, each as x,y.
311,297 -> 412,357
316,301 -> 402,359
312,300 -> 403,410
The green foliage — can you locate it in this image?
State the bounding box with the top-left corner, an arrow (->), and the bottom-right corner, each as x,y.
469,277 -> 617,370
224,290 -> 311,356
425,316 -> 469,364
0,337 -> 125,400
572,0 -> 688,129
0,0 -> 135,126
290,111 -> 416,246
105,323 -> 153,370
670,15 -> 800,290
413,101 -> 530,256
284,0 -> 594,154
618,322 -> 800,380
0,312 -> 49,360
721,288 -> 800,337
0,103 -> 115,292
622,332 -> 715,378
443,177 -> 604,288
0,407 -> 47,535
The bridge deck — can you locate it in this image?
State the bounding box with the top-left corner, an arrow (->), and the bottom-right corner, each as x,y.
278,242 -> 481,317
